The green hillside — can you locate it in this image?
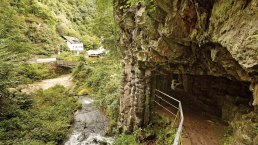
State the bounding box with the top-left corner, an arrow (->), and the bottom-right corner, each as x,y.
0,0 -> 115,95
0,0 -> 115,59
0,0 -> 117,144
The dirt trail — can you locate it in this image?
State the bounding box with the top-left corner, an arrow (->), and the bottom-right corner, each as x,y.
21,75 -> 73,93
155,105 -> 227,145
182,107 -> 227,145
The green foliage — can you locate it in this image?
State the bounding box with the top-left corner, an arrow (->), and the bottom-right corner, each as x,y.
113,113 -> 177,145
0,0 -> 118,143
126,0 -> 143,6
0,0 -> 63,59
40,0 -> 117,51
72,56 -> 121,132
57,51 -> 85,61
0,0 -> 62,94
113,134 -> 139,145
81,35 -> 100,50
92,0 -> 118,50
223,129 -> 233,145
0,85 -> 80,144
0,62 -> 14,97
120,0 -> 155,10
0,0 -> 118,97
17,63 -> 58,82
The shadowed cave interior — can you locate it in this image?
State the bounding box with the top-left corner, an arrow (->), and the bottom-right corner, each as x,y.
151,74 -> 253,144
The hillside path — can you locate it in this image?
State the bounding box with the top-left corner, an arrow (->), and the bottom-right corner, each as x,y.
21,75 -> 73,93
155,105 -> 227,145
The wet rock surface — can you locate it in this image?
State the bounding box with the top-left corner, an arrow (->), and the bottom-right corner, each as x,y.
64,97 -> 114,145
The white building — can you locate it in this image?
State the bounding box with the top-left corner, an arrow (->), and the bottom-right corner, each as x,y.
86,46 -> 107,57
63,36 -> 84,55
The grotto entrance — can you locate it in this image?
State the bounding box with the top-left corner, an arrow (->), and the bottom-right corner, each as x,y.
152,74 -> 252,145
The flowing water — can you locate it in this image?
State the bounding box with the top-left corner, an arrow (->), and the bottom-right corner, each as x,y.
19,75 -> 114,144
64,96 -> 114,145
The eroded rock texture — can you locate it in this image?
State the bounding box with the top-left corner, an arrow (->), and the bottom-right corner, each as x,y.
115,0 -> 258,142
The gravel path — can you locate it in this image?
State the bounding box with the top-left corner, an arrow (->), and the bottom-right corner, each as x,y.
21,75 -> 73,93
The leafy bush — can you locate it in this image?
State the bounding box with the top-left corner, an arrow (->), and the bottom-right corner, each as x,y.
0,62 -> 14,97
57,51 -> 85,61
113,134 -> 139,145
0,86 -> 80,144
18,63 -> 58,82
113,113 -> 177,145
81,35 -> 101,50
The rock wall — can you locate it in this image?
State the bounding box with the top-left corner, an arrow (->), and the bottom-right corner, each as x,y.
114,0 -> 258,140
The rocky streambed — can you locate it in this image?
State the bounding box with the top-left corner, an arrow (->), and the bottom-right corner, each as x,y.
64,96 -> 114,145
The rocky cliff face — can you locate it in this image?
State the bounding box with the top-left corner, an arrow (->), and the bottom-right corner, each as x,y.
115,0 -> 258,143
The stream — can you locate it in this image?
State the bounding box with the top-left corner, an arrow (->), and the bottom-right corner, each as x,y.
20,75 -> 114,145
64,96 -> 114,145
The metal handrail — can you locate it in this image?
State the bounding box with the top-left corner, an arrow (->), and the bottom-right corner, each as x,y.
154,89 -> 184,145
154,100 -> 177,117
155,94 -> 179,110
156,89 -> 181,103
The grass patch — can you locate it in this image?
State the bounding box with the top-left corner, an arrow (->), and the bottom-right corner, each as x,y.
0,85 -> 80,145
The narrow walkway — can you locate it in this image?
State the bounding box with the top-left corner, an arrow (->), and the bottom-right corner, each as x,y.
155,104 -> 227,145
182,106 -> 227,145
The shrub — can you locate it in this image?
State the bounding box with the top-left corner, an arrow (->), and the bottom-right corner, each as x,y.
113,113 -> 177,145
17,63 -> 58,82
113,134 -> 139,145
0,85 -> 80,144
